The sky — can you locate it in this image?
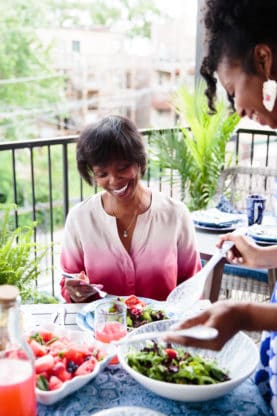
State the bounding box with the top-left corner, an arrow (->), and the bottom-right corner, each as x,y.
155,0 -> 198,19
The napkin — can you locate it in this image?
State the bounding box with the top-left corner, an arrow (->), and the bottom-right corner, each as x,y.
216,194 -> 243,214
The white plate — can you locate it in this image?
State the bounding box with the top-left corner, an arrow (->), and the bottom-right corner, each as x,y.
118,320 -> 259,402
248,224 -> 277,243
27,323 -> 112,405
192,208 -> 244,228
92,407 -> 166,416
76,296 -> 175,332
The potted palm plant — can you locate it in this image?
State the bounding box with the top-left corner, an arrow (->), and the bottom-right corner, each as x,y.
151,82 -> 240,210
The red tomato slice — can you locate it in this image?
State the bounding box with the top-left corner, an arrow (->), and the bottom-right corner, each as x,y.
165,348 -> 178,360
125,295 -> 146,308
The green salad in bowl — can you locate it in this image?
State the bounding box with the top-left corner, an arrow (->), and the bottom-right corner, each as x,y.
126,341 -> 230,385
117,319 -> 259,402
112,295 -> 169,329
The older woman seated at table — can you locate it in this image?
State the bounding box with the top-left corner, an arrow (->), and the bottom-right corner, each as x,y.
60,115 -> 201,302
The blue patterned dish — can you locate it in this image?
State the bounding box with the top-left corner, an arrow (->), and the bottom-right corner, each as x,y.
76,297 -> 176,332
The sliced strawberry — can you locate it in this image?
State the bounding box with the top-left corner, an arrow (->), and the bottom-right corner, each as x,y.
64,348 -> 87,366
49,376 -> 63,391
48,340 -> 67,355
29,340 -> 48,357
39,331 -> 57,343
74,357 -> 97,376
51,361 -> 66,374
51,361 -> 72,382
35,354 -> 55,373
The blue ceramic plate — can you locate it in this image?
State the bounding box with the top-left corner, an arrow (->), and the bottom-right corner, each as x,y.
194,223 -> 239,232
192,208 -> 244,229
248,224 -> 277,243
76,296 -> 176,332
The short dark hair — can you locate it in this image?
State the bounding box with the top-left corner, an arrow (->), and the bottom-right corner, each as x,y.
200,0 -> 277,112
77,115 -> 147,185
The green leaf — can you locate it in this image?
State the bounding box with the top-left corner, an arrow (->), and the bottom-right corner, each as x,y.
150,82 -> 240,210
0,204 -> 51,302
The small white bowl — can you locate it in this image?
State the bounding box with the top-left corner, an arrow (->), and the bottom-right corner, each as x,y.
27,324 -> 112,405
118,319 -> 259,402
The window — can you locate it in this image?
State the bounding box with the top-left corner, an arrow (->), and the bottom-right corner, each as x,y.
72,40 -> 80,53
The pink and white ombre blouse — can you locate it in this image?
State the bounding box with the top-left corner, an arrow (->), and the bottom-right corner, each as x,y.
60,190 -> 201,301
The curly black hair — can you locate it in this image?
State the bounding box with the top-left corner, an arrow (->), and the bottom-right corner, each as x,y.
77,115 -> 147,185
200,0 -> 277,112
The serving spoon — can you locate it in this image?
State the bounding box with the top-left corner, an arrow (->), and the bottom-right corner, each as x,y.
112,325 -> 218,346
166,240 -> 235,311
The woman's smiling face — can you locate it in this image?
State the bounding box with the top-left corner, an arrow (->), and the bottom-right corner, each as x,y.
217,58 -> 277,129
93,160 -> 140,201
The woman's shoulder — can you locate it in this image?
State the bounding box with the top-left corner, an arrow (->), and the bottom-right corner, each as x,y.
67,193 -> 102,217
152,189 -> 189,213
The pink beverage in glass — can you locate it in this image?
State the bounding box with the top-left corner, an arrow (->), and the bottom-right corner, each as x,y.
94,301 -> 127,364
0,358 -> 37,416
95,321 -> 127,343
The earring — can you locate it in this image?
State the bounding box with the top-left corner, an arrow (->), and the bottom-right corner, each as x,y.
263,79 -> 277,112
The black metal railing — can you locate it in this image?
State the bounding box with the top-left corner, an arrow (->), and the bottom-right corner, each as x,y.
0,127 -> 276,297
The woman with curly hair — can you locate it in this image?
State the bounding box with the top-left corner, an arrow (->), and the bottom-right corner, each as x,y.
165,1 -> 277,411
201,0 -> 277,128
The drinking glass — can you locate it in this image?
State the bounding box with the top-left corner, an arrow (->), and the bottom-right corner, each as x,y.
94,300 -> 127,364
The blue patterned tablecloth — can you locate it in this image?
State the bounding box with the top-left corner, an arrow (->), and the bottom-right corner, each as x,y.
38,365 -> 272,416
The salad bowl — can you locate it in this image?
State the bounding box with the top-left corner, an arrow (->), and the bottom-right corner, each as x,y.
117,319 -> 259,402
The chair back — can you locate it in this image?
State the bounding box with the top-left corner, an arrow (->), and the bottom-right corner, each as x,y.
216,166 -> 277,213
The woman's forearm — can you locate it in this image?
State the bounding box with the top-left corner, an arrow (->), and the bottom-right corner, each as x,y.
236,302 -> 277,331
255,246 -> 277,269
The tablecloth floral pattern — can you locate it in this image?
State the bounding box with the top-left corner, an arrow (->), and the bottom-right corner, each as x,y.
38,366 -> 271,416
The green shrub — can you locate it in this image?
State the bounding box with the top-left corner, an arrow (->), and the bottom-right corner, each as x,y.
0,203 -> 55,303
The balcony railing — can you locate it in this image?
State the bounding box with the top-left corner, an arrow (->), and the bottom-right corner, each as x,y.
0,127 -> 276,298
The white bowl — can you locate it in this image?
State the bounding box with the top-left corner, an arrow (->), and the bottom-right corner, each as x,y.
118,319 -> 259,402
27,324 -> 112,405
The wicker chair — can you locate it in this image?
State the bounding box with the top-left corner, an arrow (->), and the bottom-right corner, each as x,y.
215,166 -> 277,302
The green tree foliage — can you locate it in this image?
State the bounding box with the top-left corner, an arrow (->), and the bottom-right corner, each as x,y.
46,0 -> 161,38
0,0 -> 66,140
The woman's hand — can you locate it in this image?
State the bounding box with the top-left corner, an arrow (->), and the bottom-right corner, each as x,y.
64,271 -> 103,303
163,301 -> 244,351
216,233 -> 261,268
